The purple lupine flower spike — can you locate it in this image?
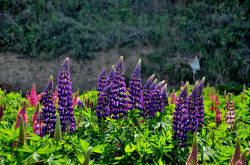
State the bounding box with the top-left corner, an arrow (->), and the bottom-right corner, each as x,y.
161,84 -> 169,106
139,74 -> 155,118
128,59 -> 143,110
149,80 -> 165,118
108,65 -> 115,85
96,83 -> 113,120
225,93 -> 236,130
41,75 -> 56,136
97,68 -> 108,96
110,56 -> 129,119
155,80 -> 165,91
196,77 -> 205,132
187,82 -> 199,132
172,85 -> 188,147
57,58 -> 76,133
150,79 -> 158,91
77,97 -> 84,109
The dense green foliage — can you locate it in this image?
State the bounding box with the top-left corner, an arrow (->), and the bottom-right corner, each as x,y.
1,0 -> 249,84
0,86 -> 249,164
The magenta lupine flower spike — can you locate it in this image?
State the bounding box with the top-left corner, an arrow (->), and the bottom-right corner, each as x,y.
42,75 -> 56,136
215,92 -> 220,105
196,77 -> 205,132
30,84 -> 37,107
128,59 -> 143,110
26,91 -> 30,100
73,92 -> 79,107
0,99 -> 4,120
186,133 -> 198,165
97,68 -> 108,96
161,84 -> 169,107
150,79 -> 158,91
173,85 -> 188,147
215,106 -> 221,124
236,148 -> 250,165
230,137 -> 241,165
15,101 -> 27,129
225,93 -> 236,129
187,82 -> 199,132
57,58 -> 76,133
110,56 -> 129,119
32,102 -> 39,124
53,86 -> 59,105
210,87 -> 215,101
108,65 -> 115,85
139,74 -> 155,118
171,90 -> 177,104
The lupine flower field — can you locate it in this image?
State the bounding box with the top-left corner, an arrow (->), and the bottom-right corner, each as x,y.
0,57 -> 249,165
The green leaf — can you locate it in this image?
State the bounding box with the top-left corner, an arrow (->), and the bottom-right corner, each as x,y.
80,139 -> 89,153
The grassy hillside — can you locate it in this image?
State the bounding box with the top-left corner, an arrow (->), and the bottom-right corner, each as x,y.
0,0 -> 249,85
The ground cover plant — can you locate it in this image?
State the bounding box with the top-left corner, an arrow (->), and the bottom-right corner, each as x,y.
0,57 -> 249,165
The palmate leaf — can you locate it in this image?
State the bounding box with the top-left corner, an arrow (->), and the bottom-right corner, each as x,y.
202,147 -> 220,163
46,155 -> 62,165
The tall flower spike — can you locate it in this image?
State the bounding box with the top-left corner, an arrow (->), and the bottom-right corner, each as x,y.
110,56 -> 129,119
18,115 -> 26,145
161,84 -> 169,107
73,92 -> 79,107
96,84 -> 113,120
128,59 -> 143,110
33,103 -> 43,136
171,90 -> 177,104
210,87 -> 215,101
83,146 -> 93,165
230,136 -> 241,165
150,79 -> 157,91
225,93 -> 236,130
139,74 -> 155,118
186,133 -> 198,165
224,90 -> 227,99
57,58 -> 76,133
210,102 -> 215,111
77,97 -> 84,109
55,114 -> 62,141
172,85 -> 188,147
26,91 -> 30,100
108,65 -> 115,85
42,75 -> 56,136
236,148 -> 250,165
32,102 -> 40,123
215,92 -> 220,105
97,69 -> 108,96
149,80 -> 165,118
196,77 -> 205,133
15,101 -> 27,129
30,84 -> 37,107
53,86 -> 59,105
215,106 -> 221,124
187,82 -> 199,132
0,99 -> 4,120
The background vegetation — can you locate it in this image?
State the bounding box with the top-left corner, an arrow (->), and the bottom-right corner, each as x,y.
0,0 -> 249,85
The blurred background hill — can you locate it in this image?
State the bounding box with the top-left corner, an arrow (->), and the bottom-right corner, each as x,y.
0,0 -> 249,92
